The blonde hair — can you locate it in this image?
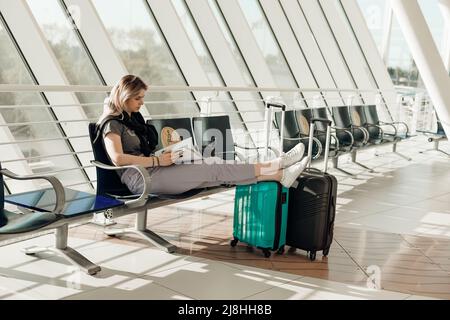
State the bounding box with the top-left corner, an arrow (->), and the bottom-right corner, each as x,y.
98,75 -> 148,123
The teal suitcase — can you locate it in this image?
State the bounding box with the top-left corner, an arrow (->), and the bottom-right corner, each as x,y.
231,181 -> 289,258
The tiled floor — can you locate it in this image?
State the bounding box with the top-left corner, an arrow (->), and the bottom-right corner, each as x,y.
0,136 -> 448,300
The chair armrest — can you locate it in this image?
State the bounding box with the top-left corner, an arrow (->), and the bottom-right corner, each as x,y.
378,122 -> 398,136
383,121 -> 409,136
365,123 -> 384,140
351,125 -> 370,144
0,169 -> 65,215
283,136 -> 322,159
234,143 -> 262,151
331,127 -> 355,147
315,129 -> 345,150
91,160 -> 151,208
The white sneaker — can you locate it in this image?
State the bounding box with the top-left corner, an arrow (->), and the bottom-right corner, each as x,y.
280,156 -> 310,188
280,143 -> 305,169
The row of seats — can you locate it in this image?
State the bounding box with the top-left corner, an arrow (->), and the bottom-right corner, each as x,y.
274,105 -> 411,174
418,114 -> 449,157
0,105 -> 412,275
0,117 -> 247,275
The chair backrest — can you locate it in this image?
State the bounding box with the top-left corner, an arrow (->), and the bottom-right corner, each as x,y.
0,163 -> 4,212
437,116 -> 445,135
192,115 -> 235,160
352,105 -> 381,139
364,105 -> 380,125
146,118 -> 194,152
311,107 -> 332,132
295,109 -> 313,135
332,106 -> 352,128
1,163 -> 8,227
88,123 -> 133,197
274,110 -> 301,152
349,105 -> 367,127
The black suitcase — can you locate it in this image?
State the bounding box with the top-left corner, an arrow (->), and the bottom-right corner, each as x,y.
286,118 -> 338,261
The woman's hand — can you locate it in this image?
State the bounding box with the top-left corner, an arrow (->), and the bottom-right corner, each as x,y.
157,150 -> 183,167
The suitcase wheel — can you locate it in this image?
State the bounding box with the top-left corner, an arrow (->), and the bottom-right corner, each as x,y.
262,249 -> 271,258
309,251 -> 316,261
276,246 -> 285,255
230,238 -> 238,247
323,248 -> 330,256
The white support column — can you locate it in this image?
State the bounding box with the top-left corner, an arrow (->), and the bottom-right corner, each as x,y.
438,0 -> 450,72
380,2 -> 393,64
297,0 -> 356,102
280,0 -> 341,106
341,0 -> 398,121
185,0 -> 264,137
64,0 -> 150,118
0,0 -> 92,184
390,0 -> 450,140
259,0 -> 318,103
63,0 -> 126,84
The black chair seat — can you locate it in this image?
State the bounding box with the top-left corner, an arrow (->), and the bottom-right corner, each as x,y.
333,106 -> 368,147
151,188 -> 204,200
0,209 -> 61,234
312,107 -> 353,152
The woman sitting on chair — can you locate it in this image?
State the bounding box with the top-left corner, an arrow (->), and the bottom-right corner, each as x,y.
98,75 -> 309,195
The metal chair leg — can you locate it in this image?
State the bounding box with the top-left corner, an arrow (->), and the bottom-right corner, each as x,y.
22,224 -> 101,275
419,140 -> 450,157
331,157 -> 356,177
104,209 -> 177,253
351,150 -> 374,172
392,143 -> 412,161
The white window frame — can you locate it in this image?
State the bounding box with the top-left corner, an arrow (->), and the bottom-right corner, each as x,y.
259,0 -> 319,105
341,0 -> 398,119
319,0 -> 377,105
184,0 -> 265,138
0,0 -> 93,185
298,0 -> 357,104
279,0 -> 343,106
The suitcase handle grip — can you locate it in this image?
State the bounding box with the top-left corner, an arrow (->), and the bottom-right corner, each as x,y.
311,118 -> 332,126
266,102 -> 286,111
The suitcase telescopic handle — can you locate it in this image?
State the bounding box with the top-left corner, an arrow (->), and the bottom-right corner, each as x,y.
266,102 -> 286,111
264,101 -> 287,159
307,118 -> 332,173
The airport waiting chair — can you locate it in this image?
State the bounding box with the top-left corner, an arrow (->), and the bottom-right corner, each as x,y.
296,108 -> 343,159
363,105 -> 412,161
364,105 -> 410,140
331,106 -> 375,173
146,118 -> 194,152
192,115 -> 240,161
419,115 -> 449,157
0,162 -> 123,275
310,107 -> 354,154
192,115 -> 272,162
89,121 -> 227,254
332,106 -> 369,148
309,107 -> 356,175
273,110 -> 322,159
349,105 -> 390,144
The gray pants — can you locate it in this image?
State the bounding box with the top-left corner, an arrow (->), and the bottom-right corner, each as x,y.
121,159 -> 257,195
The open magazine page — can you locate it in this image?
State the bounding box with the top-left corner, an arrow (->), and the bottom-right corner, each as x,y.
154,138 -> 204,164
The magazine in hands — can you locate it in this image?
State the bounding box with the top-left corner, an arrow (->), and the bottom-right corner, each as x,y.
154,137 -> 203,164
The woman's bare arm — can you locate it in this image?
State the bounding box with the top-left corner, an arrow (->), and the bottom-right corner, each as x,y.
103,132 -> 180,167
